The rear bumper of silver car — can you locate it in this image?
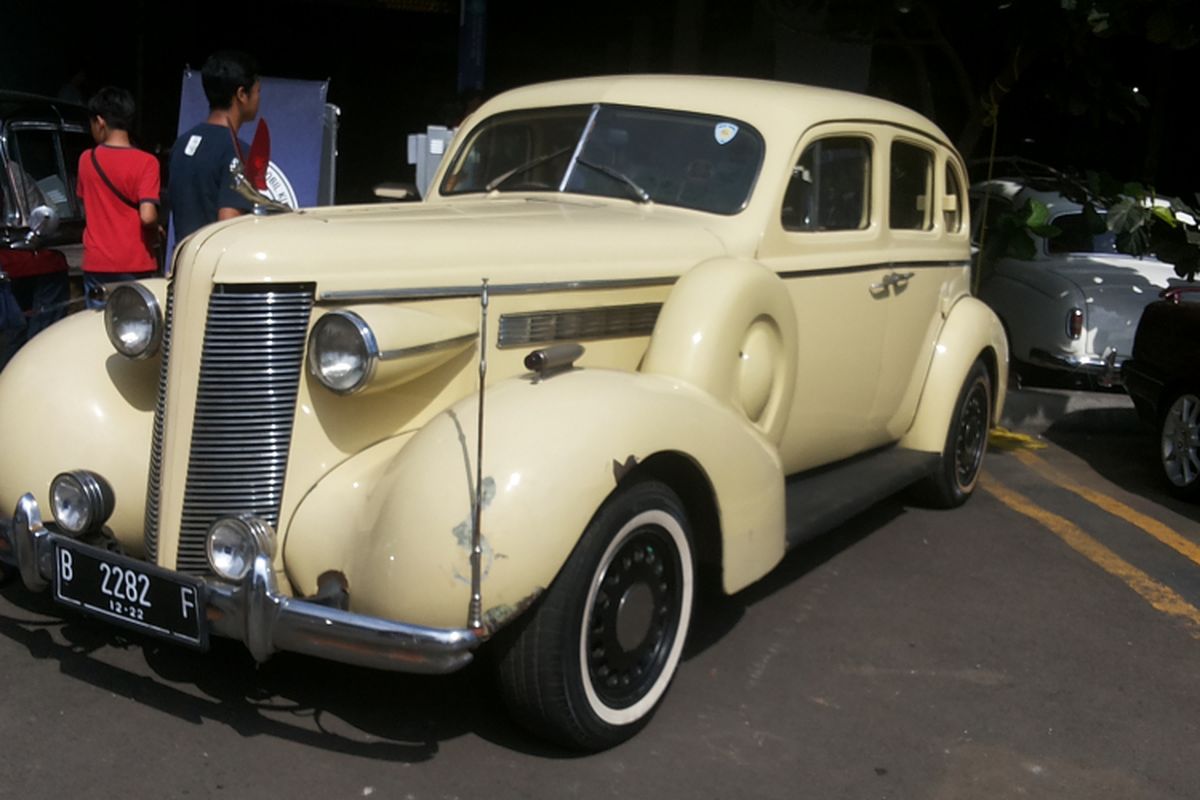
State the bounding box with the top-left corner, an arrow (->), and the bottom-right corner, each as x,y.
0,493 -> 483,674
1028,347 -> 1123,387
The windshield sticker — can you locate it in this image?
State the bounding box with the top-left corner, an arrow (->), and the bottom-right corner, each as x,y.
714,122 -> 739,145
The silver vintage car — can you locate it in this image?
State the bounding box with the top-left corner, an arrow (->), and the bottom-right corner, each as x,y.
972,175 -> 1184,389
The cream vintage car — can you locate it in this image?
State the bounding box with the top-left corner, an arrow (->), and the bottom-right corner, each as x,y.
0,75 -> 1007,750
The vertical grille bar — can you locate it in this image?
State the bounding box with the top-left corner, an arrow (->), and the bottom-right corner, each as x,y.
145,284 -> 314,574
143,283 -> 174,562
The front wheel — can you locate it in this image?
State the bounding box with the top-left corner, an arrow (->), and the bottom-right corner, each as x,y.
494,480 -> 695,751
1159,389 -> 1200,500
913,359 -> 992,508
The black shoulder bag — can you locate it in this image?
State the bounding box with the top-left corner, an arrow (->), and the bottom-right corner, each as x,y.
90,149 -> 138,209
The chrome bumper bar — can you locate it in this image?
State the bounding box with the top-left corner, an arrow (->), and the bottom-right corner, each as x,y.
1027,347 -> 1123,387
0,494 -> 483,675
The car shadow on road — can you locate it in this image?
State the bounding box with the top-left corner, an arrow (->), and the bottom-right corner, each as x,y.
0,583 -> 563,760
1038,405 -> 1200,526
0,498 -> 907,762
686,499 -> 905,655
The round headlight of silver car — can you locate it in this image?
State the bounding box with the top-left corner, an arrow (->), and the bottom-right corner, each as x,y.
104,283 -> 162,359
307,311 -> 378,394
49,470 -> 114,537
206,515 -> 275,582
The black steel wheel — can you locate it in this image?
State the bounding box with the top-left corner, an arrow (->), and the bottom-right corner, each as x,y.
1159,389 -> 1200,500
913,359 -> 992,508
494,480 -> 695,751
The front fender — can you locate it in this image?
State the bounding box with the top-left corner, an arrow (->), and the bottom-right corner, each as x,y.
899,295 -> 1008,453
284,368 -> 786,630
0,282 -> 163,552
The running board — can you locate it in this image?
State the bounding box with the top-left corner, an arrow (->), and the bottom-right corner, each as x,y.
785,447 -> 940,549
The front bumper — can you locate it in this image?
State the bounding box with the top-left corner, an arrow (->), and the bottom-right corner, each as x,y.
0,493 -> 484,674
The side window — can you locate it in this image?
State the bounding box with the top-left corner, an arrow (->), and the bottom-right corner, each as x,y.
969,192 -> 1012,248
944,163 -> 964,233
782,136 -> 871,232
890,141 -> 934,231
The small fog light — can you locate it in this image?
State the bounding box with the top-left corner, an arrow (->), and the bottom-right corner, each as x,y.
206,515 -> 275,582
50,471 -> 115,537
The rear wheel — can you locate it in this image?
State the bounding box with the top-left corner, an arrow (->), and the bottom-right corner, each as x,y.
913,359 -> 992,508
1159,389 -> 1200,499
495,480 -> 695,751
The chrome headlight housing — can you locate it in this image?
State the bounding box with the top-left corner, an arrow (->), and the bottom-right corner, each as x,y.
104,283 -> 163,359
307,311 -> 379,394
49,470 -> 115,537
206,515 -> 276,582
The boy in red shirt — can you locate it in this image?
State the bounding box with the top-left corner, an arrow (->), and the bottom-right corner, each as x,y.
76,86 -> 160,308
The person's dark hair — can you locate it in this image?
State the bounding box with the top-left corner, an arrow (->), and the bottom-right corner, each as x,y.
200,51 -> 259,110
87,86 -> 136,131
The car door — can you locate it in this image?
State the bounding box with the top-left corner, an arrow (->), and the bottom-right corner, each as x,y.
756,125 -> 893,474
875,138 -> 971,438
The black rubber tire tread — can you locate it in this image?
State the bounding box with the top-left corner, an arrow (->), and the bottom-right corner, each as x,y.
912,359 -> 992,509
493,479 -> 693,751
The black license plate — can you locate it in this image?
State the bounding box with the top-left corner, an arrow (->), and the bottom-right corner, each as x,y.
53,538 -> 207,649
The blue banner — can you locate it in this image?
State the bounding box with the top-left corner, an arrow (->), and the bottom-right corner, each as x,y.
177,71 -> 329,209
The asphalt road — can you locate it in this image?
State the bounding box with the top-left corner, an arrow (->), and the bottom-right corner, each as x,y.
2,389 -> 1199,800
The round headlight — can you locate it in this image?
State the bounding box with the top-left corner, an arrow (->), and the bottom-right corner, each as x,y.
206,516 -> 275,582
104,283 -> 162,359
50,471 -> 114,536
307,311 -> 378,394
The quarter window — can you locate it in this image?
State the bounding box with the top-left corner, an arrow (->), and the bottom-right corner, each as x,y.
944,163 -> 963,233
782,136 -> 871,232
890,141 -> 933,230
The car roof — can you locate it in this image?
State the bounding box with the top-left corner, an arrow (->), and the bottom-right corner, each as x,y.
0,90 -> 88,127
970,178 -> 1087,217
470,74 -> 956,151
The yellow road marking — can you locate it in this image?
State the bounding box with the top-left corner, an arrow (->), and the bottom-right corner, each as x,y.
981,474 -> 1200,636
1013,449 -> 1200,569
987,426 -> 1047,452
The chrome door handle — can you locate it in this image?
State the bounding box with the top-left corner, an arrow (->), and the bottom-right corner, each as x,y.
870,273 -> 894,292
870,271 -> 915,293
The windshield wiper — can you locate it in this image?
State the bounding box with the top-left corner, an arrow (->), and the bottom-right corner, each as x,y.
573,156 -> 652,204
485,146 -> 574,192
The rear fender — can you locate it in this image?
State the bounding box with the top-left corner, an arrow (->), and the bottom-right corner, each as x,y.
284,368 -> 786,630
900,295 -> 1008,453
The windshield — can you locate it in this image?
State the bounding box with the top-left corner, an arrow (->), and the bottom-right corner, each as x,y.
1046,212 -> 1118,254
441,103 -> 764,215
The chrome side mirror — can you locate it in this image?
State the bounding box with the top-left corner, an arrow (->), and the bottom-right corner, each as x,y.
22,204 -> 59,246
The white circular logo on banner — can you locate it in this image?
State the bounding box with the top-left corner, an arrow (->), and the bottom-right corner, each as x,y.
265,161 -> 299,209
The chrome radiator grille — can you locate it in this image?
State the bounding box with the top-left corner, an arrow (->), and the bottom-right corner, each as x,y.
146,284 -> 314,574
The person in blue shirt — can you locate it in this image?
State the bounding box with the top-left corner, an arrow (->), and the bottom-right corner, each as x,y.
168,51 -> 260,242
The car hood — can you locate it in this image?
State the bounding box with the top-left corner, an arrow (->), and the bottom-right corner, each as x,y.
194,197 -> 731,291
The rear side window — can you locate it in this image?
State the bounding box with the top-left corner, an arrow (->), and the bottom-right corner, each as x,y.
890,141 -> 934,230
782,136 -> 871,232
944,163 -> 963,232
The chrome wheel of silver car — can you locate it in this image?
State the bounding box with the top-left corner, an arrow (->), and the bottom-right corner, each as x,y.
1160,392 -> 1200,494
495,480 -> 695,751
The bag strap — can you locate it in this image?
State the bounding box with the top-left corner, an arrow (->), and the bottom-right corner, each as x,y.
90,149 -> 139,210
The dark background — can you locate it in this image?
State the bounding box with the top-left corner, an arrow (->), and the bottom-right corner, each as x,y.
2,0 -> 1195,205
